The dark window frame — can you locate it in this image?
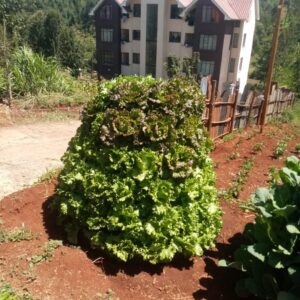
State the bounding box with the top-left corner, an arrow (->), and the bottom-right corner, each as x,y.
228,58 -> 236,73
132,30 -> 140,41
184,33 -> 194,47
170,4 -> 182,19
232,33 -> 239,48
133,4 -> 141,17
199,34 -> 217,50
202,5 -> 220,23
101,52 -> 114,66
121,29 -> 130,42
132,53 -> 140,64
197,60 -> 215,76
100,5 -> 112,19
100,28 -> 113,42
121,52 -> 129,65
169,31 -> 181,43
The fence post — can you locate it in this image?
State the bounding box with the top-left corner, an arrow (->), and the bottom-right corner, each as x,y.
245,92 -> 256,128
207,80 -> 216,137
229,90 -> 239,133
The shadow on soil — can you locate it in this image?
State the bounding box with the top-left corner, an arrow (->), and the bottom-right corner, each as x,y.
42,195 -> 194,277
193,234 -> 251,300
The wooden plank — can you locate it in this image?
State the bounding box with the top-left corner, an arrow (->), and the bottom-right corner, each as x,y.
246,92 -> 256,128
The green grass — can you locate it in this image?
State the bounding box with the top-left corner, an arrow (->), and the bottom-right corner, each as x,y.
0,283 -> 33,300
0,227 -> 34,243
30,240 -> 62,265
34,167 -> 62,184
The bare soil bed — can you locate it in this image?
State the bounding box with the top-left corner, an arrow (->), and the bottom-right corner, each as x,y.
0,124 -> 299,300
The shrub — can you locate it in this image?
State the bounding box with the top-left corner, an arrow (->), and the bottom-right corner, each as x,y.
220,156 -> 300,299
11,46 -> 73,95
0,68 -> 6,97
53,75 -> 222,264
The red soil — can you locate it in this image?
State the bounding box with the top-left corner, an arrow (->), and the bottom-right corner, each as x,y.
0,124 -> 299,300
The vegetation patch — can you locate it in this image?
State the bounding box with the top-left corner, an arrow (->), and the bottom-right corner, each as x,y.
219,156 -> 300,299
30,240 -> 62,265
220,157 -> 255,201
53,76 -> 222,264
0,227 -> 34,243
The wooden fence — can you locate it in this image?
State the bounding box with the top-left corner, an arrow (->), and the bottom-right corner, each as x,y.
202,79 -> 295,140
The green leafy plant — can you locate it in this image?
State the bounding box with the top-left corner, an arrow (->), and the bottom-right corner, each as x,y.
11,46 -> 73,96
268,166 -> 280,185
0,227 -> 34,243
221,157 -> 255,201
295,143 -> 300,155
30,240 -> 62,265
219,156 -> 300,299
274,140 -> 288,159
227,151 -> 240,161
53,75 -> 222,264
252,142 -> 264,153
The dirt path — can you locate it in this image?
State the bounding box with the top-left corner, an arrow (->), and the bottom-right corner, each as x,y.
0,121 -> 80,200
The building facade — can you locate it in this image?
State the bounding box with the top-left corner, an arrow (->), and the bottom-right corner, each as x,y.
90,0 -> 260,94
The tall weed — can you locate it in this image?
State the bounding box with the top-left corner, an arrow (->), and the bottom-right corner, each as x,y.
11,47 -> 73,96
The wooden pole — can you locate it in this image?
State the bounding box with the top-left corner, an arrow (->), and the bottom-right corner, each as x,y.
246,91 -> 256,128
207,80 -> 216,137
260,0 -> 285,133
229,90 -> 238,133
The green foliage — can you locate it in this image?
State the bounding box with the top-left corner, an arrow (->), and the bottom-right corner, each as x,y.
221,157 -> 255,200
11,47 -> 73,95
252,0 -> 300,94
54,76 -> 222,264
0,68 -> 5,96
30,240 -> 62,265
0,227 -> 33,243
252,142 -> 264,153
274,140 -> 288,159
295,144 -> 300,155
219,156 -> 300,299
0,284 -> 18,300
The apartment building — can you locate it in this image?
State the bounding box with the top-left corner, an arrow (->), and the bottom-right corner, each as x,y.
90,0 -> 260,94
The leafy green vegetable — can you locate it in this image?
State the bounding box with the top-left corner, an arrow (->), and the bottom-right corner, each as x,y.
219,156 -> 300,299
53,75 -> 222,264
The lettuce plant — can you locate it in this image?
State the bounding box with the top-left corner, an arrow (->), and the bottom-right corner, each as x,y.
220,156 -> 300,299
54,76 -> 222,264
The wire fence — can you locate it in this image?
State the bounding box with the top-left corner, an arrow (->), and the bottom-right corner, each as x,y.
202,79 -> 295,140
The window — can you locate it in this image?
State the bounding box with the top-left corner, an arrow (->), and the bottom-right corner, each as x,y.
199,35 -> 217,50
100,5 -> 112,19
233,21 -> 240,27
100,28 -> 113,42
239,57 -> 243,71
132,53 -> 140,64
121,52 -> 129,65
169,31 -> 181,43
202,6 -> 221,23
170,4 -> 182,19
132,30 -> 140,40
133,4 -> 141,17
121,29 -> 129,42
243,33 -> 247,47
184,33 -> 194,47
228,58 -> 236,73
232,33 -> 239,48
198,61 -> 215,76
101,52 -> 113,65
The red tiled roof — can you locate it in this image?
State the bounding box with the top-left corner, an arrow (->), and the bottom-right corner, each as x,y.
182,0 -> 255,20
228,0 -> 253,19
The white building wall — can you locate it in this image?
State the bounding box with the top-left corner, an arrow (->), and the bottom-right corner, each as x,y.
118,0 -> 257,95
164,0 -> 194,78
235,0 -> 256,95
121,1 -> 141,75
